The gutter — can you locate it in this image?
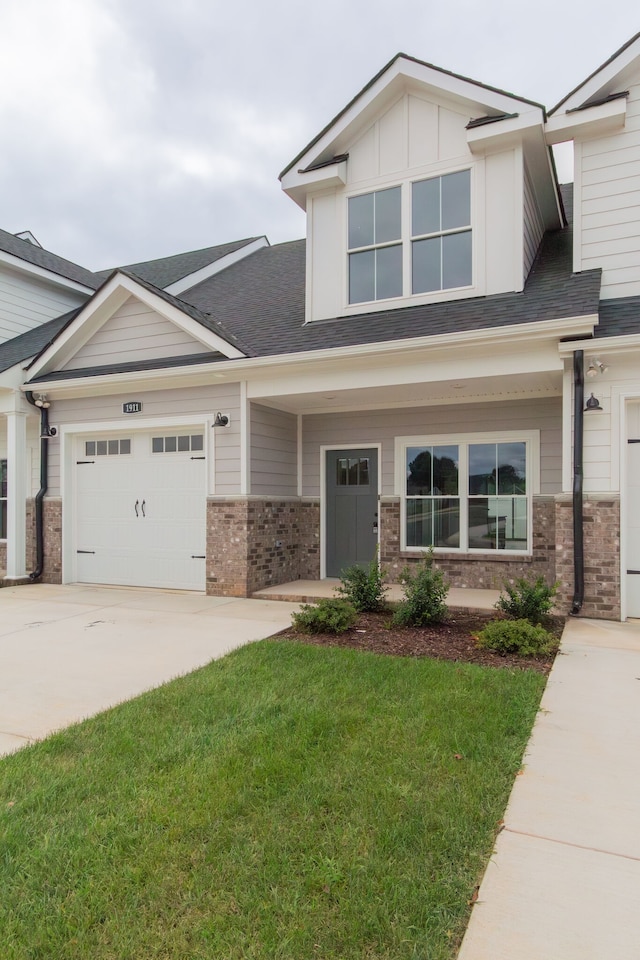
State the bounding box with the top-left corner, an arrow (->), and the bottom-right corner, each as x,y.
24,391 -> 56,581
571,350 -> 584,614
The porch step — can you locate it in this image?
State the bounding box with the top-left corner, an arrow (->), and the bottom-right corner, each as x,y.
252,580 -> 500,614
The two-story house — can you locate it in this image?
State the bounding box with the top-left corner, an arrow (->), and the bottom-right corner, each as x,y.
1,32 -> 640,620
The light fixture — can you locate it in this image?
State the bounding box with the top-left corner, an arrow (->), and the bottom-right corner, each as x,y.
34,394 -> 51,408
585,392 -> 603,411
213,412 -> 229,427
586,359 -> 608,378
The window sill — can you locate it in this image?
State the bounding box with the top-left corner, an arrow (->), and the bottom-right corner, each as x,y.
399,550 -> 532,562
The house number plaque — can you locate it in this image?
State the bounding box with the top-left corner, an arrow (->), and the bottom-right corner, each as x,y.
122,401 -> 143,414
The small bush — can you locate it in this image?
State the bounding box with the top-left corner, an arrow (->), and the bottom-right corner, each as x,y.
337,552 -> 387,612
495,576 -> 558,624
475,618 -> 558,657
392,551 -> 449,627
291,598 -> 358,634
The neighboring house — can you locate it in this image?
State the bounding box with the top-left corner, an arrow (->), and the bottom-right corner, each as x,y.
1,33 -> 640,620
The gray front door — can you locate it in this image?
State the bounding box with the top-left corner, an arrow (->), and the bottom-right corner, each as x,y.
326,448 -> 378,577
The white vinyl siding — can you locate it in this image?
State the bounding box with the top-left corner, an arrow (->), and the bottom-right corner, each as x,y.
301,397 -> 561,497
523,162 -> 544,281
64,296 -> 212,370
579,83 -> 640,298
0,266 -> 88,343
46,382 -> 242,496
250,403 -> 297,496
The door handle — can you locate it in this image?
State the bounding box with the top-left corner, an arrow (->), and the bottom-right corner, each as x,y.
134,499 -> 139,517
141,499 -> 146,517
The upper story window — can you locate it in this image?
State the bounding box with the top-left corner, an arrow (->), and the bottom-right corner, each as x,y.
348,186 -> 402,303
348,170 -> 472,305
412,170 -> 471,293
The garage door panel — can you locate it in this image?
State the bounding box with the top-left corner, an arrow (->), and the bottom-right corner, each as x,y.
74,430 -> 206,591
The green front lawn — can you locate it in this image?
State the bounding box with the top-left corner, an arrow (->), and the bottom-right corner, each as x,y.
0,640 -> 545,959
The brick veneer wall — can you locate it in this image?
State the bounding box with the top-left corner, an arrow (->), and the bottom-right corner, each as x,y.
206,497 -> 320,597
0,541 -> 6,570
26,498 -> 63,583
555,495 -> 620,620
380,495 -> 557,591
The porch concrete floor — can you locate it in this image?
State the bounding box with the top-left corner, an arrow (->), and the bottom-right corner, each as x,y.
253,579 -> 501,612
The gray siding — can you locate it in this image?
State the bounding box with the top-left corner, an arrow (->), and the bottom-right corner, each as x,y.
47,382 -> 241,496
64,296 -> 211,370
250,403 -> 297,496
523,163 -> 545,282
0,265 -> 87,343
302,397 -> 562,497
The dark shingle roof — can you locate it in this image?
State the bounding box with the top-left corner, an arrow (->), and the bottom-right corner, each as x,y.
0,229 -> 99,289
0,309 -> 81,374
594,297 -> 640,338
179,186 -> 600,358
95,238 -> 263,288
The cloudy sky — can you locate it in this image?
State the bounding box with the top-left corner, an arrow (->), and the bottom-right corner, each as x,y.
0,0 -> 637,270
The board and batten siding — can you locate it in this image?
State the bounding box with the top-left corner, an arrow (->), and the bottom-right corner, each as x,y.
302,397 -> 562,498
250,403 -> 297,496
523,162 -> 545,282
579,81 -> 640,299
307,90 -> 525,322
46,382 -> 241,496
0,265 -> 88,343
63,296 -> 213,371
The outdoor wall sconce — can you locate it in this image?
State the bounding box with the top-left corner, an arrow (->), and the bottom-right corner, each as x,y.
586,358 -> 608,378
585,393 -> 603,411
213,412 -> 230,427
33,394 -> 50,408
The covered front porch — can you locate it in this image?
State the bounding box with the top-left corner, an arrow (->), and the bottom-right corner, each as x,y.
253,578 -> 500,612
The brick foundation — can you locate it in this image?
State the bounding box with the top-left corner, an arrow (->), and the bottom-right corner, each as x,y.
555,495 -> 620,620
26,498 -> 63,584
380,495 -> 557,590
0,541 -> 5,571
206,497 -> 320,597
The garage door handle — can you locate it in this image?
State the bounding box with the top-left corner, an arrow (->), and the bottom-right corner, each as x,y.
134,499 -> 139,517
141,500 -> 146,517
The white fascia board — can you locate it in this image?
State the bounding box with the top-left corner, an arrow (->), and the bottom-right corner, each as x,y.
282,57 -> 540,195
545,97 -> 627,145
27,272 -> 245,379
281,162 -> 348,211
165,237 -> 269,295
466,110 -> 545,154
558,334 -> 640,358
552,38 -> 640,115
0,250 -> 94,296
25,313 -> 597,399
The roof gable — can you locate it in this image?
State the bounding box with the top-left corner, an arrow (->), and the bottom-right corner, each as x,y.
551,31 -> 640,115
26,272 -> 246,381
280,52 -> 546,200
0,228 -> 99,291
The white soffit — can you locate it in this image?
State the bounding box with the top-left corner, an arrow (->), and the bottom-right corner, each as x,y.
545,96 -> 627,145
551,33 -> 640,116
0,249 -> 94,296
27,272 -> 245,379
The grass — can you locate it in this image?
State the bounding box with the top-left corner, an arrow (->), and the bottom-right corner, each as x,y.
0,640 -> 545,959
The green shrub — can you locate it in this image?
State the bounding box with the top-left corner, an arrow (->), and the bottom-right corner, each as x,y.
336,551 -> 387,612
475,618 -> 558,657
291,598 -> 358,634
392,551 -> 449,627
495,576 -> 558,624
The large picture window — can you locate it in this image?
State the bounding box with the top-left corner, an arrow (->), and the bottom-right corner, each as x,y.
1,459 -> 7,540
401,437 -> 531,553
347,170 -> 472,305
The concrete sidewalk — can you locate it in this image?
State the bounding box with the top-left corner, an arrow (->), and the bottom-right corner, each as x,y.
457,616 -> 640,960
0,582 -> 300,757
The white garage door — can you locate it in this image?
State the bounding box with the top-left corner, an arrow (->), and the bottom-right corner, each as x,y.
75,429 -> 207,591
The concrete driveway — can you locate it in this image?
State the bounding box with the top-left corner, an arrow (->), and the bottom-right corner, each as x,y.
0,583 -> 300,757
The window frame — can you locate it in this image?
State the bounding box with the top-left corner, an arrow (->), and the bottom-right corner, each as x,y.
346,164 -> 474,307
395,431 -> 539,556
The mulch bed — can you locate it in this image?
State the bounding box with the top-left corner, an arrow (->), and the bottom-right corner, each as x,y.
279,611 -> 562,674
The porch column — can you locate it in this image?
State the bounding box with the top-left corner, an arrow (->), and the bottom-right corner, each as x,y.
4,408 -> 28,580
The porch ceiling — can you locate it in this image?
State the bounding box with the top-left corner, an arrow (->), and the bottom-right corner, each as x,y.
254,369 -> 563,415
